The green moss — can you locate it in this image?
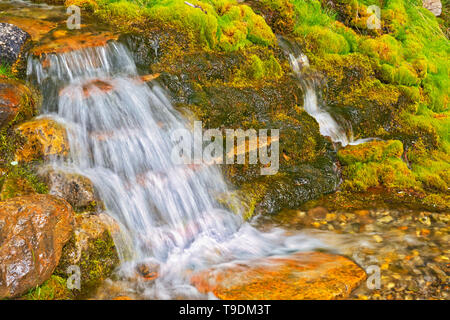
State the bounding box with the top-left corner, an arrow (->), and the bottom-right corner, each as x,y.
22,276 -> 73,300
338,139 -> 420,192
55,228 -> 119,299
237,53 -> 283,81
337,140 -> 403,165
341,157 -> 420,191
0,64 -> 14,79
91,0 -> 275,51
0,164 -> 48,200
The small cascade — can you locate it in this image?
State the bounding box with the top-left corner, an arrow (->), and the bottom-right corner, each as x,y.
288,53 -> 351,146
28,42 -> 325,298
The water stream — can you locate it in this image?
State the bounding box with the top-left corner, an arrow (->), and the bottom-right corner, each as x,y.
28,42 -> 326,298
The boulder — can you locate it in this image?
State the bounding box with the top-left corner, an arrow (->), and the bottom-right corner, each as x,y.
423,0 -> 442,16
38,168 -> 97,210
0,23 -> 30,67
191,251 -> 366,299
55,213 -> 120,298
0,78 -> 35,129
14,118 -> 69,162
0,194 -> 74,299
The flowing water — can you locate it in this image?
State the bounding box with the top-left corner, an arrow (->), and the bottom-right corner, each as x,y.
27,42 -> 326,299
279,37 -> 376,147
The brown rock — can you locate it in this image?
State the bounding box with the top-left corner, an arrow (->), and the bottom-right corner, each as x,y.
38,168 -> 97,210
0,194 -> 74,298
191,251 -> 366,300
14,118 -> 69,162
307,206 -> 329,220
0,79 -> 35,129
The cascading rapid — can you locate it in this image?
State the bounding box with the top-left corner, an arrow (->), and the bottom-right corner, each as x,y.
27,42 -> 325,298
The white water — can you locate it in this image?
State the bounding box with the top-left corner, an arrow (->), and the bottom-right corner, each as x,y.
28,42 -> 326,298
288,53 -> 352,146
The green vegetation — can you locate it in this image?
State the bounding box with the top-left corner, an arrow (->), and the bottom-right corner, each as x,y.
71,0 -> 276,51
22,276 -> 73,300
288,0 -> 448,201
338,140 -> 420,191
0,64 -> 14,78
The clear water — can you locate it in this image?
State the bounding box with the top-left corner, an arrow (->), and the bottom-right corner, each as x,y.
28,42 -> 325,299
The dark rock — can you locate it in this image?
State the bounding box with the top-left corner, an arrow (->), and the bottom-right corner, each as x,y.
0,194 -> 74,299
0,23 -> 30,67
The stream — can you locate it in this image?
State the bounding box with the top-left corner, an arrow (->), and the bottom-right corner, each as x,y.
1,0 -> 448,300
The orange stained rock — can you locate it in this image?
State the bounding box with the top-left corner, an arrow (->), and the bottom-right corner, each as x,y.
0,16 -> 57,41
31,31 -> 118,56
15,118 -> 69,162
191,251 -> 367,300
112,296 -> 133,300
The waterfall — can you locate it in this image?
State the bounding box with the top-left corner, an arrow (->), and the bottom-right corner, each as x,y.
278,36 -> 377,147
27,42 -> 324,298
288,53 -> 351,146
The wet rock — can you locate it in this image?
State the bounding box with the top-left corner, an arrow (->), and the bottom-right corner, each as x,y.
0,23 -> 30,66
14,117 -> 69,162
38,168 -> 97,210
191,251 -> 366,299
0,78 -> 35,129
54,213 -> 120,298
31,31 -> 118,57
119,33 -> 160,70
0,16 -> 56,42
0,194 -> 74,299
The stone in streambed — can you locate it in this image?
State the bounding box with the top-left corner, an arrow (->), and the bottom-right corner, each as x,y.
191,251 -> 366,300
14,118 -> 69,162
37,168 -> 98,210
0,194 -> 74,299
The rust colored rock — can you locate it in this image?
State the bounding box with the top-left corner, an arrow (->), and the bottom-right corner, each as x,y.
0,17 -> 56,42
191,251 -> 366,300
31,31 -> 118,57
0,79 -> 35,129
38,168 -> 97,209
0,194 -> 74,299
14,118 -> 69,162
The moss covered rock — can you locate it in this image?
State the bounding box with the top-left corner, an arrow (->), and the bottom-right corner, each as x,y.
338,140 -> 420,192
55,213 -> 120,298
